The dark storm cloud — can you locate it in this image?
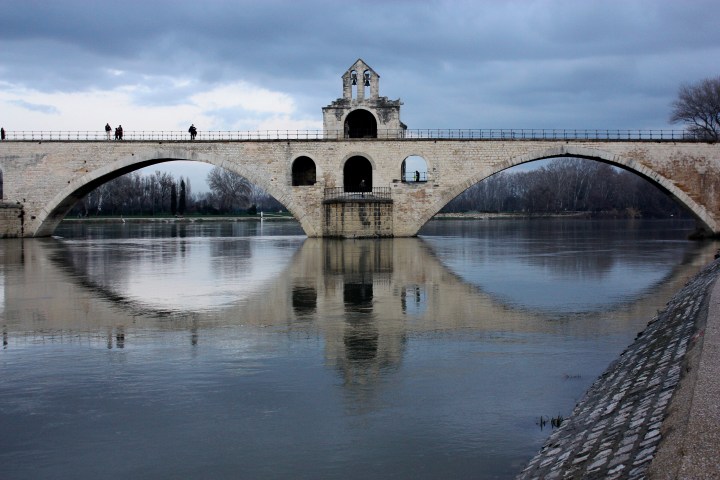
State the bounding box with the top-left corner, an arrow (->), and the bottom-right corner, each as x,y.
1,0 -> 719,129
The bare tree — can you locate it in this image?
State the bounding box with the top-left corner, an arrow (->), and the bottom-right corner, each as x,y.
206,166 -> 253,212
670,76 -> 720,140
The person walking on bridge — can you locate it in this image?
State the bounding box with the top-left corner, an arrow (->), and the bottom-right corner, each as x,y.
105,123 -> 111,140
1,127 -> 5,141
117,125 -> 123,140
188,124 -> 197,140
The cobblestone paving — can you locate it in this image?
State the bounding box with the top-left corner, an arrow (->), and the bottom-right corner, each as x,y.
517,260 -> 720,480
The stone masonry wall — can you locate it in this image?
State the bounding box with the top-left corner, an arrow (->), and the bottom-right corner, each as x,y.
0,202 -> 23,238
323,200 -> 393,238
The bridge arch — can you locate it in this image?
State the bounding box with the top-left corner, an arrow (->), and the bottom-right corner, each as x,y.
413,145 -> 717,235
343,155 -> 374,192
34,154 -> 307,237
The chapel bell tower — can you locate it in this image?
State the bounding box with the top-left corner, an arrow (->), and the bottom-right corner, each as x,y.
323,59 -> 406,139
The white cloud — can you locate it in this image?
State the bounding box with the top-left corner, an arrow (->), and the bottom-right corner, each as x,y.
190,82 -> 296,115
0,78 -> 315,133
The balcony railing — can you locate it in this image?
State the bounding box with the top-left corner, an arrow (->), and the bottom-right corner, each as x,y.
402,171 -> 429,183
324,187 -> 392,201
0,128 -> 712,142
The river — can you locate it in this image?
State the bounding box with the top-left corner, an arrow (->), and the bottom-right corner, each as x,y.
0,218 -> 715,479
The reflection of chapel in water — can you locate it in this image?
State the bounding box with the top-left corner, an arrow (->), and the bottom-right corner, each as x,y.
318,240 -> 408,388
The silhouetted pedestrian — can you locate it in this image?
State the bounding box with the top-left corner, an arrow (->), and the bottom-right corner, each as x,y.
117,125 -> 123,140
0,127 -> 5,141
105,123 -> 112,140
188,124 -> 197,140
415,170 -> 420,182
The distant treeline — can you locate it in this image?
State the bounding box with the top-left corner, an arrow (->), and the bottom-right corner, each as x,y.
442,158 -> 688,218
72,158 -> 688,218
71,167 -> 283,217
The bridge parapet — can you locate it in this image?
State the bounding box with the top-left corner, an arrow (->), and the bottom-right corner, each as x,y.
0,128 -> 710,142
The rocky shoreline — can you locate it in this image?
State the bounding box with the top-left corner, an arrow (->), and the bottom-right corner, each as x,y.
517,259 -> 720,479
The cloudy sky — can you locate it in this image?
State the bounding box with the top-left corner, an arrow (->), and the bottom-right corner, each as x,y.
1,0 -> 718,189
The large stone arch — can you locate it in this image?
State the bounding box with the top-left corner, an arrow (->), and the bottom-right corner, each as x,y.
34,154 -> 303,237
343,155 -> 374,191
344,109 -> 378,138
411,145 -> 717,235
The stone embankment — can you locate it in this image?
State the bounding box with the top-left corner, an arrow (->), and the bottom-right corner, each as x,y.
517,259 -> 720,479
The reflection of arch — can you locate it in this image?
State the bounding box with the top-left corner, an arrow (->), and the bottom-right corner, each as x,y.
401,155 -> 428,183
291,156 -> 316,186
292,285 -> 317,316
343,156 -> 373,192
344,109 -> 377,138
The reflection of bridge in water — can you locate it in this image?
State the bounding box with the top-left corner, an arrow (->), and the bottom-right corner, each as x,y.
2,235 -> 715,388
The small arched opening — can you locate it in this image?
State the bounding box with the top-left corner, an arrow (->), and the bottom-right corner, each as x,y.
344,156 -> 373,192
401,155 -> 428,183
350,69 -> 358,99
344,110 -> 377,139
292,156 -> 317,186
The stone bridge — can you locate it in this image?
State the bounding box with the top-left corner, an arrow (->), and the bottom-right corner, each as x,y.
1,58 -> 719,238
0,137 -> 719,238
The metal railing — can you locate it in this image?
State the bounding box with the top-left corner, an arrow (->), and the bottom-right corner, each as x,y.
0,128 -> 713,142
402,171 -> 429,183
324,187 -> 392,201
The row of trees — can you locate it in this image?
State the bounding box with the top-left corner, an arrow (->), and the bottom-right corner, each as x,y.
72,159 -> 685,219
442,158 -> 688,218
71,167 -> 282,217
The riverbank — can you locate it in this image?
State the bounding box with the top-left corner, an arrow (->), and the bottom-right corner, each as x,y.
517,259 -> 720,479
61,214 -> 295,224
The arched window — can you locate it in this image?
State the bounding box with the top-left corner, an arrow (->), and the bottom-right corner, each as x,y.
350,69 -> 358,99
344,110 -> 377,139
401,155 -> 428,183
344,156 -> 373,192
291,156 -> 316,186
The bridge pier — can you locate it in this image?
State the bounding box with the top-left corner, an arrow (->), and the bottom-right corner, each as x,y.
323,198 -> 393,238
0,202 -> 23,238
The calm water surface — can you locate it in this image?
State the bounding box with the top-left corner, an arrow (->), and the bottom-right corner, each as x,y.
0,219 -> 715,479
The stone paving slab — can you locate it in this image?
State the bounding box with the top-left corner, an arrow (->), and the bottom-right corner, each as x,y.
517,260 -> 720,480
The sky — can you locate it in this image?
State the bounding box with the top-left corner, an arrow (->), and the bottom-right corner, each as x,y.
1,0 -> 718,191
